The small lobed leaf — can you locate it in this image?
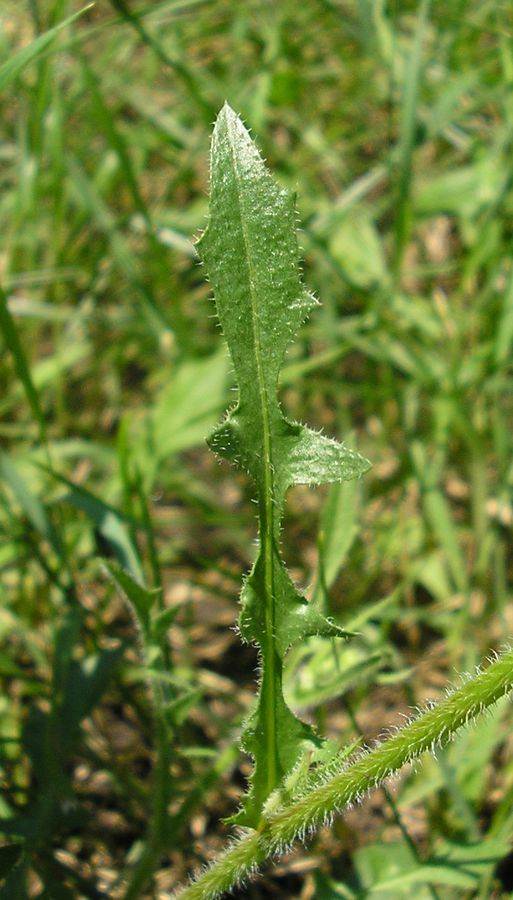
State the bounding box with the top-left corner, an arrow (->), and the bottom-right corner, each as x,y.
281,425 -> 371,489
106,561 -> 160,634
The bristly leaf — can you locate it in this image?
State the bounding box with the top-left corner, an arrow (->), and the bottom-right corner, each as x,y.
198,103 -> 371,826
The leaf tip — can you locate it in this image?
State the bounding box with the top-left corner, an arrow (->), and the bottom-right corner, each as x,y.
216,100 -> 238,129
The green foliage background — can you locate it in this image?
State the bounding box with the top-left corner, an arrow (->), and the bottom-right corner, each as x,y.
1,1 -> 513,897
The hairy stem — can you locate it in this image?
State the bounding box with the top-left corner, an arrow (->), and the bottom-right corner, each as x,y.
173,645 -> 513,900
262,518 -> 279,795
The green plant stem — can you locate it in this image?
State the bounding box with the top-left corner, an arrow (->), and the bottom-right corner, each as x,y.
200,103 -> 370,827
174,645 -> 513,900
262,511 -> 279,797
393,0 -> 432,281
227,115 -> 281,800
122,684 -> 173,900
122,717 -> 171,900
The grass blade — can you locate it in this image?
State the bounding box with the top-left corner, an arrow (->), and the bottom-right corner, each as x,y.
393,0 -> 432,279
0,5 -> 93,92
0,286 -> 47,443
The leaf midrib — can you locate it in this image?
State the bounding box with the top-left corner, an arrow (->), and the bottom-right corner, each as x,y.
225,121 -> 279,797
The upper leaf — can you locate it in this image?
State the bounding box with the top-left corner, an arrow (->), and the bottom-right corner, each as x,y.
199,104 -> 313,414
199,103 -> 370,494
